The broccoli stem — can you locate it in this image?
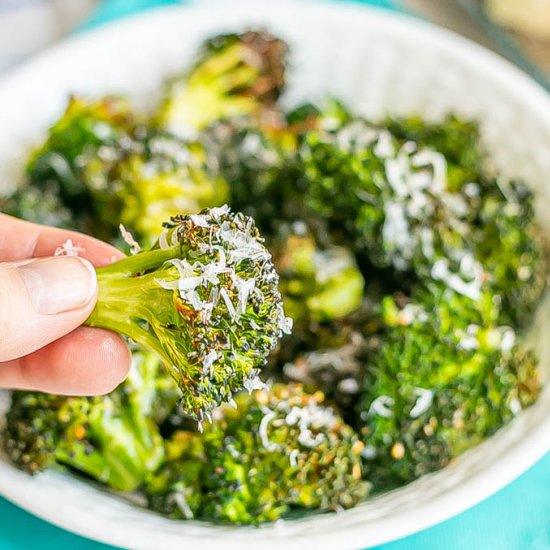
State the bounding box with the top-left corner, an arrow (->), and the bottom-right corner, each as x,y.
85,247 -> 181,364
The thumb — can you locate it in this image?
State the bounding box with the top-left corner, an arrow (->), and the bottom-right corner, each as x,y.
0,256 -> 98,362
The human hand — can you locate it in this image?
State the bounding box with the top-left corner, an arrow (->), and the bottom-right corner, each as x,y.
0,213 -> 131,395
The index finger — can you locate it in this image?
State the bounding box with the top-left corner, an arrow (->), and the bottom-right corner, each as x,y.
0,213 -> 124,266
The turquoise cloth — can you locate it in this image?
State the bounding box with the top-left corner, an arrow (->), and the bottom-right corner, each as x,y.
1,1 -> 549,548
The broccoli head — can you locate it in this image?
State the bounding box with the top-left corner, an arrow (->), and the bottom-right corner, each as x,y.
88,130 -> 229,245
156,30 -> 288,135
85,206 -> 292,422
26,96 -> 135,218
301,119 -> 475,278
384,115 -> 485,192
4,392 -> 88,475
146,385 -> 368,524
300,105 -> 547,324
4,351 -> 165,492
358,291 -> 539,490
203,116 -> 301,232
272,222 -> 365,324
471,179 -> 548,326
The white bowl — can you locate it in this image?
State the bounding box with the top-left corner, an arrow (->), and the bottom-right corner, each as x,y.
1,2 -> 550,549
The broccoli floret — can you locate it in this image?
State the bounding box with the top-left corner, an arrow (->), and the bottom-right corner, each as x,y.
4,351 -> 165,492
472,179 -> 548,325
358,291 -> 539,490
301,118 -> 474,277
4,393 -> 88,475
156,30 -> 288,135
15,96 -> 230,245
272,222 -> 365,324
89,130 -> 229,245
384,115 -> 484,192
300,105 -> 547,324
25,96 -> 135,228
145,385 -> 368,524
203,116 -> 300,232
85,206 -> 291,422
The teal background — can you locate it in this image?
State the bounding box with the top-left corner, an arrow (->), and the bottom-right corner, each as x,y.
1,1 -> 549,548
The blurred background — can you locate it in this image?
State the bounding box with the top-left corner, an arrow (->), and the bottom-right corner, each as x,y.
1,0 -> 550,86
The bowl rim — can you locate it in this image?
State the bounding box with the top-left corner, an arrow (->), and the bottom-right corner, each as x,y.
1,2 -> 550,549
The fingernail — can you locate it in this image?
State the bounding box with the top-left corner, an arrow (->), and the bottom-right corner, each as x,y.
18,257 -> 97,315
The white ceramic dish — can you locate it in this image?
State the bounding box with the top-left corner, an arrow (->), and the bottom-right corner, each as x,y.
1,2 -> 550,549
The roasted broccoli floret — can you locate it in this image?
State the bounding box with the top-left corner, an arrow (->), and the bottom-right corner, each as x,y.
88,130 -> 229,245
358,290 -> 539,490
4,352 -> 165,492
272,222 -> 365,324
25,96 -> 135,229
300,105 -> 547,323
85,206 -> 291,422
203,116 -> 300,232
301,118 -> 475,277
15,95 -> 231,245
471,179 -> 548,325
384,115 -> 485,192
156,31 -> 288,135
146,385 -> 368,524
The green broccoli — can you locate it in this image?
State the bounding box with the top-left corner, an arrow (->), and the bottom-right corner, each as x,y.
300,105 -> 546,323
25,96 -> 135,228
156,31 -> 288,135
84,206 -> 291,422
384,115 -> 485,192
471,179 -> 548,326
301,118 -> 474,277
358,290 -> 539,490
88,130 -> 229,245
272,223 -> 365,324
145,385 -> 369,524
4,351 -> 165,492
203,117 -> 300,232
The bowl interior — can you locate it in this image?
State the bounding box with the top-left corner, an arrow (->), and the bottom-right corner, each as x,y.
1,3 -> 550,549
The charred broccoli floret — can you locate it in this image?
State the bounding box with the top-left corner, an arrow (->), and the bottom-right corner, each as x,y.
156,31 -> 288,136
85,206 -> 291,422
384,115 -> 485,192
203,116 -> 300,232
146,385 -> 368,524
25,96 -> 135,225
88,130 -> 229,245
301,118 -> 475,277
300,104 -> 546,323
13,95 -> 231,245
4,352 -> 165,492
4,393 -> 88,475
358,290 -> 539,490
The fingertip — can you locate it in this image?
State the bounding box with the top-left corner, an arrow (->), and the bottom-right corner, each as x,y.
18,327 -> 131,396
